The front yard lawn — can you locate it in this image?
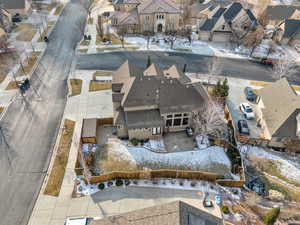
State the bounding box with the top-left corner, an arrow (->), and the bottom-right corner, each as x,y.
38,25 -> 52,42
0,107 -> 4,115
89,81 -> 112,92
80,40 -> 90,46
54,4 -> 64,15
69,79 -> 82,96
44,119 -> 75,196
96,33 -> 122,45
5,81 -> 19,90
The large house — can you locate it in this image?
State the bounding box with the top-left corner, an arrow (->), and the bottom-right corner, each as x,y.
0,0 -> 31,17
256,78 -> 300,150
279,19 -> 300,47
263,5 -> 300,26
90,200 -> 224,225
112,60 -> 209,140
111,0 -> 183,33
199,2 -> 257,42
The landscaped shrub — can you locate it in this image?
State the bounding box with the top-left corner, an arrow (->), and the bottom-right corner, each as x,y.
125,179 -> 130,186
179,180 -> 184,186
130,138 -> 139,146
162,180 -> 166,185
191,181 -> 197,187
98,183 -> 105,190
221,205 -> 230,214
115,179 -> 123,186
133,180 -> 138,185
107,181 -> 113,187
263,208 -> 280,225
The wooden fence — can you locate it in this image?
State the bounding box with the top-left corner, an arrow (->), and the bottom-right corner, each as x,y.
88,169 -> 222,184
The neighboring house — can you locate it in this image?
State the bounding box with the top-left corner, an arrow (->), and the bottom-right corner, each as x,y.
111,0 -> 183,33
90,200 -> 224,225
263,5 -> 300,26
0,0 -> 31,18
112,60 -> 209,140
256,78 -> 300,149
199,2 -> 257,42
280,19 -> 300,46
0,27 -> 8,50
0,8 -> 13,32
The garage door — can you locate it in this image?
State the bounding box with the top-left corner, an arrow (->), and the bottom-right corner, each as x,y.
212,32 -> 232,42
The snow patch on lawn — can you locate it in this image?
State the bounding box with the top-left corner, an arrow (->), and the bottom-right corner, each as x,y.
107,139 -> 231,175
239,145 -> 300,184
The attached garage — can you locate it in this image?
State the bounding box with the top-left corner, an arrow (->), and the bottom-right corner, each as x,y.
199,31 -> 211,41
211,31 -> 232,42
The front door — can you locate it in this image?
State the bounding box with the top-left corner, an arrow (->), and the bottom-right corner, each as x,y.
157,24 -> 163,32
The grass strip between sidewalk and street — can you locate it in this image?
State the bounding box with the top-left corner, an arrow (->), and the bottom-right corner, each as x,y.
5,81 -> 18,90
38,25 -> 52,42
54,4 -> 64,15
0,107 -> 4,115
89,81 -> 112,92
16,52 -> 41,76
69,79 -> 82,96
44,119 -> 75,196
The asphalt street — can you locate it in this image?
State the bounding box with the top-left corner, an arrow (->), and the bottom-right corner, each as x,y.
77,51 -> 300,84
0,1 -> 88,225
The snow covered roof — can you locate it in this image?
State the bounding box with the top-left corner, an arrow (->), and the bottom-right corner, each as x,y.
89,201 -> 223,225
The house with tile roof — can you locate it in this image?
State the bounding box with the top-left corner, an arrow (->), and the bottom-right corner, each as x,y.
90,200 -> 223,225
112,60 -> 209,140
256,78 -> 300,150
111,0 -> 182,33
199,2 -> 257,42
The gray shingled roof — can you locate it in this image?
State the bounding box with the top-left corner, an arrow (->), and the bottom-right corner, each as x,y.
223,2 -> 243,22
200,8 -> 226,31
266,5 -> 300,21
283,19 -> 300,38
246,9 -> 256,22
0,0 -> 25,9
125,109 -> 163,129
90,201 -> 223,225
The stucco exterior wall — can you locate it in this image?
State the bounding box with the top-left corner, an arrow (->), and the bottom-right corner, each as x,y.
117,125 -> 128,138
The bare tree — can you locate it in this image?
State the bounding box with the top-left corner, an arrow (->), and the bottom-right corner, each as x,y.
243,25 -> 264,56
192,101 -> 227,139
116,26 -> 127,48
180,27 -> 192,44
206,56 -> 222,81
272,56 -> 297,80
165,30 -> 178,49
143,30 -> 154,49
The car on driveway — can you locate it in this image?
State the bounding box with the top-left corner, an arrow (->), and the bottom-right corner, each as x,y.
237,120 -> 250,135
240,103 -> 255,119
244,87 -> 256,102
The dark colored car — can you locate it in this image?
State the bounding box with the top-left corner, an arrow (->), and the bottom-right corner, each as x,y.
12,13 -> 22,23
237,120 -> 250,135
261,58 -> 275,66
244,87 -> 256,102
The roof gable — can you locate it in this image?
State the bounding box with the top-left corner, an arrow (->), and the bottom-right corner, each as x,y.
138,0 -> 180,14
258,78 -> 300,137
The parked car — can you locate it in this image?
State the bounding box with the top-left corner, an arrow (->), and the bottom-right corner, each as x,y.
244,87 -> 256,102
203,199 -> 213,208
185,127 -> 193,137
237,120 -> 250,135
240,103 -> 255,119
261,58 -> 275,66
12,13 -> 22,23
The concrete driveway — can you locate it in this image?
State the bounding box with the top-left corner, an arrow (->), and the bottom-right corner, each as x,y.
227,78 -> 263,139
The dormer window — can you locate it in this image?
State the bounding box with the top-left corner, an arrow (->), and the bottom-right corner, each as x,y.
156,14 -> 164,19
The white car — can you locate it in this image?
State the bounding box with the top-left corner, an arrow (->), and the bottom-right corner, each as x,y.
240,103 -> 255,119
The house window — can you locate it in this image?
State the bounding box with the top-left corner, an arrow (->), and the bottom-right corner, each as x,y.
167,115 -> 173,118
182,118 -> 189,125
173,118 -> 182,126
146,15 -> 150,21
166,119 -> 172,127
175,114 -> 182,117
183,113 -> 188,117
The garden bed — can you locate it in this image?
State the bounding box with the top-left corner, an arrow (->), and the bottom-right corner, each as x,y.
69,79 -> 82,96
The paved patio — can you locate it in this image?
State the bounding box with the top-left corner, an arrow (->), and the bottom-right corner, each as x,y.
164,131 -> 197,152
